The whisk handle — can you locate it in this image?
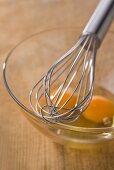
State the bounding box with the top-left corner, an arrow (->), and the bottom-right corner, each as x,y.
82,0 -> 114,48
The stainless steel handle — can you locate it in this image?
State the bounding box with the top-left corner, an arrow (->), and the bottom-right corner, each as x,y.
82,0 -> 114,47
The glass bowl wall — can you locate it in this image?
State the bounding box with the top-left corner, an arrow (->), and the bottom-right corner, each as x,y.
3,27 -> 114,149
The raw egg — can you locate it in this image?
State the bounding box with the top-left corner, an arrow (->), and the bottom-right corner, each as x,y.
38,89 -> 114,126
38,90 -> 77,113
83,95 -> 114,124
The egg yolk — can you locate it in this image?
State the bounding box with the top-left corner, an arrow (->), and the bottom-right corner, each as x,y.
83,95 -> 114,123
53,91 -> 77,111
38,91 -> 77,113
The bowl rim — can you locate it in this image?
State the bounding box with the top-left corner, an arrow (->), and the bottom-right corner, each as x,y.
3,27 -> 114,133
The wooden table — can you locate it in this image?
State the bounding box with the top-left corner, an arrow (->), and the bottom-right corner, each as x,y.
0,0 -> 114,169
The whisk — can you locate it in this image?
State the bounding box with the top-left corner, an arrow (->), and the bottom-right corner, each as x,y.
29,0 -> 114,123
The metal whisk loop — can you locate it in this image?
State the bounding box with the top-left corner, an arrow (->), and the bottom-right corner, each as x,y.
29,34 -> 97,123
29,0 -> 114,124
40,35 -> 97,123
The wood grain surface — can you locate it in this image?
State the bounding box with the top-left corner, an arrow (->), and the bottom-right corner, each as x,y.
0,0 -> 114,170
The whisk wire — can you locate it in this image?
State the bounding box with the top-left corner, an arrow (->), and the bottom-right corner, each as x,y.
29,34 -> 98,123
43,36 -> 90,112
29,0 -> 113,123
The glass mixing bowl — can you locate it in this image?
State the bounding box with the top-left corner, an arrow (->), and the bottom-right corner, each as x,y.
3,27 -> 114,149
